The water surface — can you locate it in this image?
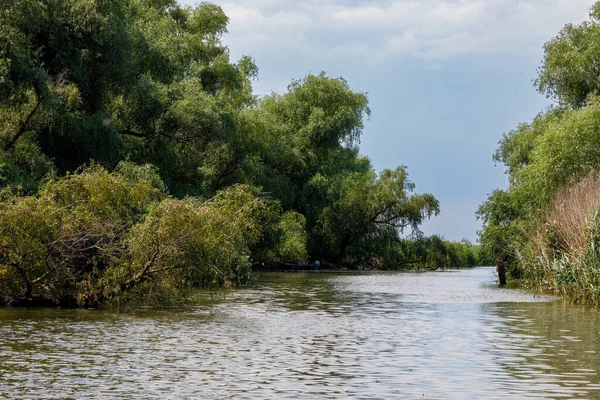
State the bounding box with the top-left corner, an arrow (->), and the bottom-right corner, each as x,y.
1,267 -> 599,399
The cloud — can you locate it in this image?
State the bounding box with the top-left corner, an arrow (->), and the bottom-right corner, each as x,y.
187,0 -> 597,61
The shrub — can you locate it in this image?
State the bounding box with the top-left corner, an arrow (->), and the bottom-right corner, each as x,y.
0,165 -> 298,307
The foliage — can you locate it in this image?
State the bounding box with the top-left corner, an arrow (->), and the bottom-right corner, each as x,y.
241,75 -> 437,266
526,176 -> 600,305
274,212 -> 308,263
316,167 -> 439,265
384,236 -> 487,270
0,137 -> 54,192
536,3 -> 600,108
479,1 -> 600,303
0,166 -> 287,306
0,164 -> 163,306
0,0 -> 444,307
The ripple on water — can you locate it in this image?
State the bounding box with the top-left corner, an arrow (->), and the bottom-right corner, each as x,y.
0,267 -> 599,399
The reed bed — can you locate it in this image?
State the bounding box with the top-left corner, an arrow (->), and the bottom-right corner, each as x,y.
528,175 -> 600,305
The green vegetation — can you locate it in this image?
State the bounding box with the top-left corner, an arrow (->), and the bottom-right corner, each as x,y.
0,163 -> 290,306
478,2 -> 600,304
392,237 -> 489,271
0,0 -> 478,307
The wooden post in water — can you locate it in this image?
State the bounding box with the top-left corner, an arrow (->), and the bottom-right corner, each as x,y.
497,260 -> 507,286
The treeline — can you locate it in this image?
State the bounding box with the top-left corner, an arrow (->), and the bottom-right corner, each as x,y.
384,236 -> 489,270
478,2 -> 600,304
0,0 -> 469,307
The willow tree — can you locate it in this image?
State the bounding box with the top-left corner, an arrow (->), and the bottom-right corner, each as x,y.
242,74 -> 439,266
1,0 -> 442,291
0,0 -> 257,195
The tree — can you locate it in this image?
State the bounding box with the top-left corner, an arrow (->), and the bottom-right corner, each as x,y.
0,1 -> 443,307
536,3 -> 600,108
316,167 -> 439,264
0,165 -> 295,307
243,74 -> 438,266
479,1 -> 600,293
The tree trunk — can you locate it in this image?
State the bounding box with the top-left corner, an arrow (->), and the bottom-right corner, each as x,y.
497,260 -> 507,285
337,233 -> 352,261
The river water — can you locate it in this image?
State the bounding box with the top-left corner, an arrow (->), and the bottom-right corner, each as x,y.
1,267 -> 599,399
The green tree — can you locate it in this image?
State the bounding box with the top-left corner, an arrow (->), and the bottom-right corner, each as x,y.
317,167 -> 439,265
537,3 -> 600,108
0,1 -> 444,307
243,74 -> 438,266
479,1 -> 600,295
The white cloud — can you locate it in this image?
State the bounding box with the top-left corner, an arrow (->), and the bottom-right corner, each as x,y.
185,0 -> 597,61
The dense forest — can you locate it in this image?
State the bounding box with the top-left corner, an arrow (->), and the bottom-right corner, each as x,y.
0,0 -> 485,307
478,2 -> 600,305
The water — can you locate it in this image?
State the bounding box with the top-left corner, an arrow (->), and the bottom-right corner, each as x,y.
1,267 -> 599,399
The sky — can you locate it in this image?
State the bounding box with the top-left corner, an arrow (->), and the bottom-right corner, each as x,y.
182,0 -> 596,242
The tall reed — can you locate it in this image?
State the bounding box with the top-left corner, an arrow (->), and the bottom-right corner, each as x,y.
529,174 -> 600,304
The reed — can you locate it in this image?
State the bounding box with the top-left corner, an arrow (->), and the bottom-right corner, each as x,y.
528,174 -> 600,305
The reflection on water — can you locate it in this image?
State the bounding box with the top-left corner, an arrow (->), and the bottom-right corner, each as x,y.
0,267 -> 599,399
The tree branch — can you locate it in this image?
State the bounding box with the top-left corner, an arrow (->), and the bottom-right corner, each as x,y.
4,97 -> 41,151
119,247 -> 162,293
119,128 -> 149,138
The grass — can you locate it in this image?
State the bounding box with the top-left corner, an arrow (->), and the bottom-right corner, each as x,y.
525,174 -> 600,305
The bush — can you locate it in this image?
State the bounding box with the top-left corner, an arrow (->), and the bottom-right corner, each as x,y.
0,163 -> 164,306
0,165 -> 302,307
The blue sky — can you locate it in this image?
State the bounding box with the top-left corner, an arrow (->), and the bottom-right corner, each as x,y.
182,0 -> 594,242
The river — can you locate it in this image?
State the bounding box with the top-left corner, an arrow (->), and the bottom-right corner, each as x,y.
1,267 -> 599,399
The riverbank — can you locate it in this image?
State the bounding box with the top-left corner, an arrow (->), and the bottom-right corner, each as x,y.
477,4 -> 600,309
